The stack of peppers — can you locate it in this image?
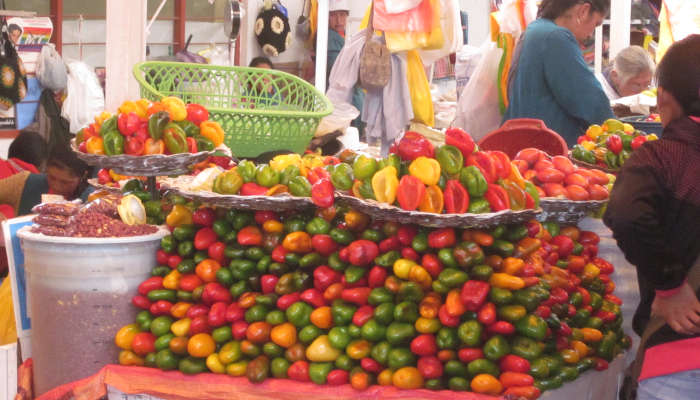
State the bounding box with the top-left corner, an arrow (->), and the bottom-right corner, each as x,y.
115,205 -> 629,398
77,97 -> 225,156
344,129 -> 539,214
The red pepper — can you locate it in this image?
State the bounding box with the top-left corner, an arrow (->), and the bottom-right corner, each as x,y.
445,127 -> 475,158
631,135 -> 647,150
208,241 -> 226,263
346,240 -> 380,266
97,168 -> 112,184
438,304 -> 460,327
427,228 -> 456,249
477,302 -> 497,325
461,280 -> 490,311
307,167 -> 331,185
277,292 -> 301,310
312,234 -> 338,257
379,236 -> 401,253
443,180 -> 470,214
341,275 -> 367,288
396,175 -> 425,211
207,302 -> 227,327
192,208 -> 215,227
186,304 -> 209,319
489,151 -> 512,180
421,253 -> 443,279
401,246 -> 420,261
201,282 -> 232,304
410,333 -> 438,356
360,357 -> 382,373
186,137 -> 198,153
484,184 -> 511,211
225,303 -> 245,322
326,369 -> 349,385
300,288 -> 326,308
550,287 -> 569,304
368,266 -> 388,288
237,226 -> 263,246
138,276 -> 164,295
534,305 -> 551,319
272,245 -> 288,263
500,371 -> 535,388
397,225 -> 418,246
194,227 -> 217,250
131,295 -> 151,310
488,320 -> 516,335
117,112 -> 140,136
232,320 -> 248,340
254,211 -> 278,224
125,136 -> 145,155
260,274 -> 279,294
458,348 -> 484,363
240,182 -> 268,196
313,266 -> 342,291
311,179 -> 335,208
288,361 -> 311,382
167,255 -> 182,269
466,152 -> 498,183
593,257 -> 615,274
397,131 -> 435,161
557,322 -> 572,337
604,294 -> 623,305
352,305 -> 374,326
522,276 -> 540,287
500,354 -> 531,373
417,356 -> 444,379
341,287 -> 371,305
577,287 -> 591,306
189,315 -> 210,335
606,134 -> 623,154
133,122 -> 150,143
186,103 -> 209,126
594,310 -> 617,323
594,358 -> 609,371
149,300 -> 173,316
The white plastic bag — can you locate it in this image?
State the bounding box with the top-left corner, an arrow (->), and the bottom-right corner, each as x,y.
383,0 -> 424,14
61,61 -> 105,133
315,102 -> 360,137
453,42 -> 503,141
419,0 -> 464,65
454,45 -> 483,101
36,44 -> 67,92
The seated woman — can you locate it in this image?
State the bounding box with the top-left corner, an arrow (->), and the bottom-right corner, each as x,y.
244,56 -> 283,108
597,45 -> 655,100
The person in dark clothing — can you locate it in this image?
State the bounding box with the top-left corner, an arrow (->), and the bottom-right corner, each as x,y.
604,34 -> 700,399
8,130 -> 48,171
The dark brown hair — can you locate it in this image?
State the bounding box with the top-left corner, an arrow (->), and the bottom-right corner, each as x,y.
538,0 -> 609,20
656,34 -> 700,117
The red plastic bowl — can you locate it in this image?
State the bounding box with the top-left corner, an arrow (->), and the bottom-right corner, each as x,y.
477,118 -> 568,159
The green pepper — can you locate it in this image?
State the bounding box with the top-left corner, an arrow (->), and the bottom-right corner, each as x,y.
471,264 -> 493,281
573,308 -> 591,327
438,268 -> 469,288
511,336 -> 544,361
328,252 -> 347,272
505,225 -> 529,242
237,160 -> 257,183
151,265 -> 170,277
498,305 -> 527,323
122,179 -> 144,193
457,320 -> 482,347
280,165 -> 301,186
436,327 -> 459,349
398,282 -> 424,303
329,228 -> 354,245
194,135 -> 214,151
331,300 -> 356,326
334,354 -> 354,370
175,119 -> 200,137
256,165 -> 280,188
490,287 -> 513,305
328,326 -> 351,350
344,266 -> 366,283
524,182 -> 540,208
286,301 -> 313,328
589,292 -> 603,310
288,176 -> 312,197
487,240 -> 515,258
576,357 -> 595,374
393,301 -> 419,323
103,130 -> 124,155
370,341 -> 391,365
161,234 -> 176,253
309,362 -> 333,385
213,170 -> 243,195
377,153 -> 401,172
386,322 -> 416,346
604,150 -> 619,169
299,325 -> 322,344
513,286 -> 547,312
148,289 -> 177,303
229,281 -> 248,299
147,111 -> 170,140
529,357 -> 550,379
483,335 -> 510,361
411,233 -> 428,253
100,115 -> 118,137
459,165 -> 488,197
434,248 -> 456,268
431,280 -> 449,294
621,134 -> 633,151
387,347 -> 416,369
427,378 -> 446,391
556,366 -> 579,382
178,241 -> 194,257
357,179 -> 375,200
179,356 -> 207,375
361,229 -> 384,242
373,303 -> 395,325
361,319 -> 387,342
375,250 -> 400,268
596,331 -> 617,361
619,149 -> 632,165
353,155 -> 378,181
299,252 -> 322,269
571,145 -> 596,164
329,163 -> 353,191
245,304 -> 269,322
467,358 -> 500,377
515,314 -> 548,341
306,217 -> 330,235
453,241 -> 485,269
271,357 -> 290,378
435,145 -> 464,175
535,376 -> 563,391
266,310 -> 286,325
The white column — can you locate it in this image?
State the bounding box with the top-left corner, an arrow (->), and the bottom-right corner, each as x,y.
594,25 -> 603,74
609,0 -> 631,60
315,0 -> 329,93
105,0 -> 147,111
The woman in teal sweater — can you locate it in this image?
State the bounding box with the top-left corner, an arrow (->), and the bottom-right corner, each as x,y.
504,0 -> 614,145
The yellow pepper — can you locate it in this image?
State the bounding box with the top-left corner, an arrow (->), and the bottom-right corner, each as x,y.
581,140 -> 596,151
570,340 -> 589,358
163,270 -> 182,290
109,169 -> 129,182
170,302 -> 192,319
200,120 -> 225,147
585,124 -> 603,140
226,361 -> 248,376
270,154 -> 303,172
118,100 -> 139,115
161,96 -> 187,121
371,166 -> 399,204
206,353 -> 226,373
415,317 -> 441,333
344,209 -> 370,232
501,257 -> 524,275
302,153 -> 325,170
378,369 -> 394,386
119,350 -> 145,366
393,258 -> 417,280
115,323 -> 141,350
409,156 -> 441,186
489,273 -> 525,290
219,341 -> 242,364
346,339 -> 371,359
408,265 -> 432,289
166,204 -> 193,227
507,163 -> 527,189
95,111 -> 112,127
171,317 -> 191,337
581,263 -> 601,281
646,133 -> 659,141
86,136 -> 105,155
135,99 -> 151,118
306,335 -> 341,362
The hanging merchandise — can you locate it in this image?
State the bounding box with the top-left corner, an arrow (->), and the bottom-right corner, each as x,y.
496,32 -> 514,114
61,60 -> 105,133
36,44 -> 67,92
385,0 -> 443,53
0,30 -> 27,110
358,3 -> 391,91
406,50 -> 434,127
296,0 -> 311,41
373,0 -> 433,33
419,0 -> 464,66
255,0 -> 292,57
383,0 -> 423,14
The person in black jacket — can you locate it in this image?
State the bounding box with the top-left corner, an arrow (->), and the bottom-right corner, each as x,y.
604,34 -> 700,399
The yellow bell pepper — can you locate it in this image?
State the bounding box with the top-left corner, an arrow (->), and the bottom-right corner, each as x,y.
489,273 -> 525,290
409,156 -> 441,186
95,111 -> 112,127
171,317 -> 191,337
226,361 -> 248,376
200,120 -> 225,147
166,204 -> 193,227
115,323 -> 141,350
393,258 -> 417,279
507,163 -> 527,189
581,140 -> 596,151
86,136 -> 105,155
119,350 -> 145,366
109,170 -> 129,182
646,133 -> 659,141
585,124 -> 603,140
163,270 -> 182,290
302,153 -> 325,170
408,265 -> 432,289
371,166 -> 399,204
581,263 -> 600,281
135,99 -> 151,118
270,154 -> 303,172
118,100 -> 139,115
306,335 -> 341,362
161,96 -> 187,121
206,353 -> 226,373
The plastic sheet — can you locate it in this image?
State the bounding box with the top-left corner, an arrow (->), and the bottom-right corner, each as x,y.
373,0 -> 433,33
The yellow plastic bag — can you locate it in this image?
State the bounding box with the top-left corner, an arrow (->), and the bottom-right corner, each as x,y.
406,50 -> 434,127
0,278 -> 17,345
385,0 -> 444,52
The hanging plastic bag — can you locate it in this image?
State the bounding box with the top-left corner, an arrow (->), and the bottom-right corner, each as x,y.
383,0 -> 424,14
36,44 -> 67,92
373,0 -> 433,33
61,60 -> 105,133
496,32 -> 515,114
406,50 -> 434,126
385,0 -> 443,52
419,0 -> 463,65
454,42 -> 503,141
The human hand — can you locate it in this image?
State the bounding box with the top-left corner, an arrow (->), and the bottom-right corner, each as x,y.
652,282 -> 700,335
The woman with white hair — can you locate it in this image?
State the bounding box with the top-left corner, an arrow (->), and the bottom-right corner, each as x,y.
597,45 -> 655,100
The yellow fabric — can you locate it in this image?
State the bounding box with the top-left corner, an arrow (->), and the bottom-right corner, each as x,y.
385,0 -> 443,52
360,3 -> 371,30
490,11 -> 501,42
0,278 -> 17,345
657,4 -> 672,63
406,50 -> 434,126
307,0 -> 318,48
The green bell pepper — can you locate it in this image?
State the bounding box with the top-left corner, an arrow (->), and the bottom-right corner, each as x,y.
328,252 -> 347,272
331,300 -> 356,326
280,165 -> 301,186
237,160 -> 257,183
458,320 -> 483,347
524,182 -> 540,208
571,145 -> 596,164
604,150 -> 619,169
175,119 -> 200,137
100,115 -> 118,137
397,281 -> 424,303
468,197 -> 491,214
329,228 -> 354,245
163,122 -> 188,154
286,301 -> 313,328
515,314 -> 548,341
309,362 -> 333,385
512,336 -> 544,361
361,319 -> 387,342
483,335 -> 511,361
444,360 -> 468,376
288,176 -> 312,197
487,240 -> 515,258
377,153 -> 401,172
148,111 -> 170,140
436,327 -> 459,349
306,217 -> 331,235
388,347 -> 416,369
103,130 -> 124,155
393,301 -> 419,323
353,155 -> 378,181
386,322 -> 416,346
375,250 -> 400,268
435,145 -> 464,175
459,165 -> 488,197
370,341 -> 391,365
328,326 -> 351,350
373,303 -> 395,325
489,287 -> 513,305
329,163 -> 353,190
438,268 -> 469,288
344,266 -> 366,283
467,358 -> 500,377
256,165 -> 280,188
438,248 -> 458,268
213,170 -> 243,194
194,135 -> 215,151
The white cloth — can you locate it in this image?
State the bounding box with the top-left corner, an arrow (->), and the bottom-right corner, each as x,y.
326,29 -> 366,106
595,72 -> 620,101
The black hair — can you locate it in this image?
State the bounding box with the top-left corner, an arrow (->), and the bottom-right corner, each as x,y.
249,56 -> 274,69
538,0 -> 609,20
8,130 -> 47,169
656,34 -> 700,117
7,24 -> 21,34
47,145 -> 91,198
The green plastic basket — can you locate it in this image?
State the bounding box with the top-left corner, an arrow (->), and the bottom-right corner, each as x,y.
133,61 -> 333,158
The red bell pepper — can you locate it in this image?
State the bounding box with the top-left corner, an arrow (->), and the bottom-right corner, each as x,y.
240,182 -> 268,196
186,304 -> 209,319
445,127 -> 475,158
207,301 -> 227,327
307,167 -> 331,185
368,266 -> 388,288
186,137 -> 198,153
201,282 -> 232,304
97,168 -> 112,184
606,134 -> 623,154
630,135 -> 647,150
379,236 -> 401,253
311,179 -> 335,208
360,357 -> 382,373
352,305 -> 374,326
396,131 -> 435,161
186,103 -> 209,126
421,253 -> 443,278
396,175 -> 425,211
427,228 -> 456,249
225,303 -> 245,322
260,274 -> 279,294
131,295 -> 151,310
237,226 -> 263,246
341,287 -> 371,305
192,208 -> 215,227
125,136 -> 145,155
438,304 -> 460,327
484,184 -> 511,211
276,292 -> 301,310
149,300 -> 173,316
489,151 -> 512,180
477,302 -> 497,325
194,227 -> 217,250
397,225 -> 418,246
313,265 -> 342,291
117,112 -> 140,136
500,354 -> 531,373
300,288 -> 326,308
466,152 -> 498,183
271,245 -> 288,263
231,320 -> 248,340
460,280 -> 490,311
443,179 -> 470,214
487,320 -> 516,335
458,348 -> 484,363
346,240 -> 379,266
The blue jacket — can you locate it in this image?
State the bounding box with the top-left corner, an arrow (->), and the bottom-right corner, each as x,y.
504,19 -> 613,145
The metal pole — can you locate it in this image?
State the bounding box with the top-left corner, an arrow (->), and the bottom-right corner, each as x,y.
315,0 -> 329,93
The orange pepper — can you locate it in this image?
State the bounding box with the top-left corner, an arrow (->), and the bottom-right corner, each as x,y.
195,259 -> 221,283
392,367 -> 424,390
471,374 -> 503,396
282,231 -> 313,253
580,327 -> 603,343
200,120 -> 225,147
266,184 -> 289,196
471,230 -> 494,247
445,289 -> 466,317
377,369 -> 393,386
346,339 -> 371,359
310,306 -> 333,329
323,282 -> 344,302
437,349 -> 455,362
238,292 -> 258,308
170,302 -> 192,319
384,276 -> 401,293
409,265 -> 432,290
501,257 -> 525,275
419,292 -> 441,319
163,270 -> 181,290
262,220 -> 284,234
560,348 -> 580,364
86,136 -> 105,155
144,138 -> 165,155
118,350 -> 145,366
571,340 -> 589,358
270,322 -> 297,348
344,210 -> 370,232
350,371 -> 370,390
489,273 -> 526,290
147,101 -> 167,116
418,185 -> 444,213
351,180 -> 363,198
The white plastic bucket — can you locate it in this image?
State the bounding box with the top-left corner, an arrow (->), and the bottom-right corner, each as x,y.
18,227 -> 168,396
